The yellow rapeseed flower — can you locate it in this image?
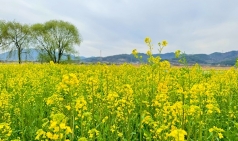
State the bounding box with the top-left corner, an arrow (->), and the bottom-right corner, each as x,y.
52,134 -> 59,140
218,133 -> 223,139
49,121 -> 57,129
145,37 -> 151,44
88,128 -> 99,138
162,40 -> 168,46
167,129 -> 187,141
53,126 -> 60,132
118,132 -> 123,137
78,137 -> 88,141
65,105 -> 71,110
35,129 -> 46,140
175,50 -> 181,58
209,126 -> 224,133
49,61 -> 54,64
46,132 -> 53,139
146,50 -> 152,56
66,126 -> 72,134
60,123 -> 66,129
132,49 -> 137,54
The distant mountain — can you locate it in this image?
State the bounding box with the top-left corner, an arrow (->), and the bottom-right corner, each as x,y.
0,49 -> 86,62
82,53 -> 176,63
81,51 -> 238,66
183,51 -> 238,66
0,49 -> 39,61
0,49 -> 238,66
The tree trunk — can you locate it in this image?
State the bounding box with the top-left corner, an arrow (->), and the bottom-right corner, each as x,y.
57,50 -> 63,63
18,48 -> 21,64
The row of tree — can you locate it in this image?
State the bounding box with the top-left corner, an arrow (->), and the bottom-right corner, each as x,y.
0,20 -> 82,63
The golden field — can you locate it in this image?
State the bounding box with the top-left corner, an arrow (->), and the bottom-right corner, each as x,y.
0,62 -> 238,141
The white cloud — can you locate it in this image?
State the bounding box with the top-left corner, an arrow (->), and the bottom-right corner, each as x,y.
1,0 -> 238,57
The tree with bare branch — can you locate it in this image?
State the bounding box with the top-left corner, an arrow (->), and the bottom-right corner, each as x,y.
31,20 -> 82,63
0,20 -> 31,64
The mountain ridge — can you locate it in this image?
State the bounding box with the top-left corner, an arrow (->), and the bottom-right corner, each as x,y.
0,49 -> 237,66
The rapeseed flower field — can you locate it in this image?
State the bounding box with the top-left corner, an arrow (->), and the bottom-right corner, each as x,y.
1,38 -> 238,141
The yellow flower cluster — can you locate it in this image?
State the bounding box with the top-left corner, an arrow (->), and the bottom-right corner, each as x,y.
144,37 -> 151,44
35,113 -> 72,140
0,58 -> 238,140
167,128 -> 187,141
175,50 -> 181,58
0,122 -> 12,140
88,128 -> 99,139
209,126 -> 224,139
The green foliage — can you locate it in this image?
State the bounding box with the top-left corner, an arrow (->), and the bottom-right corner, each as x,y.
31,20 -> 82,63
0,20 -> 31,64
37,52 -> 52,63
0,20 -> 6,45
60,54 -> 73,64
235,58 -> 238,68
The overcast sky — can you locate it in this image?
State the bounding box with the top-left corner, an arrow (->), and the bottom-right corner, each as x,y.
1,0 -> 238,57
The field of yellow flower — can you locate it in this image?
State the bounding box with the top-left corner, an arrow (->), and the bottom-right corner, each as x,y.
1,37 -> 238,141
0,62 -> 238,141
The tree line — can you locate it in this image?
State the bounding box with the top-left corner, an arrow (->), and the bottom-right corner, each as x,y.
0,20 -> 82,63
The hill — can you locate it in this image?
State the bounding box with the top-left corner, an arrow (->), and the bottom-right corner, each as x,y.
182,51 -> 238,66
82,52 -> 176,63
0,49 -> 85,62
82,51 -> 238,66
0,49 -> 237,66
